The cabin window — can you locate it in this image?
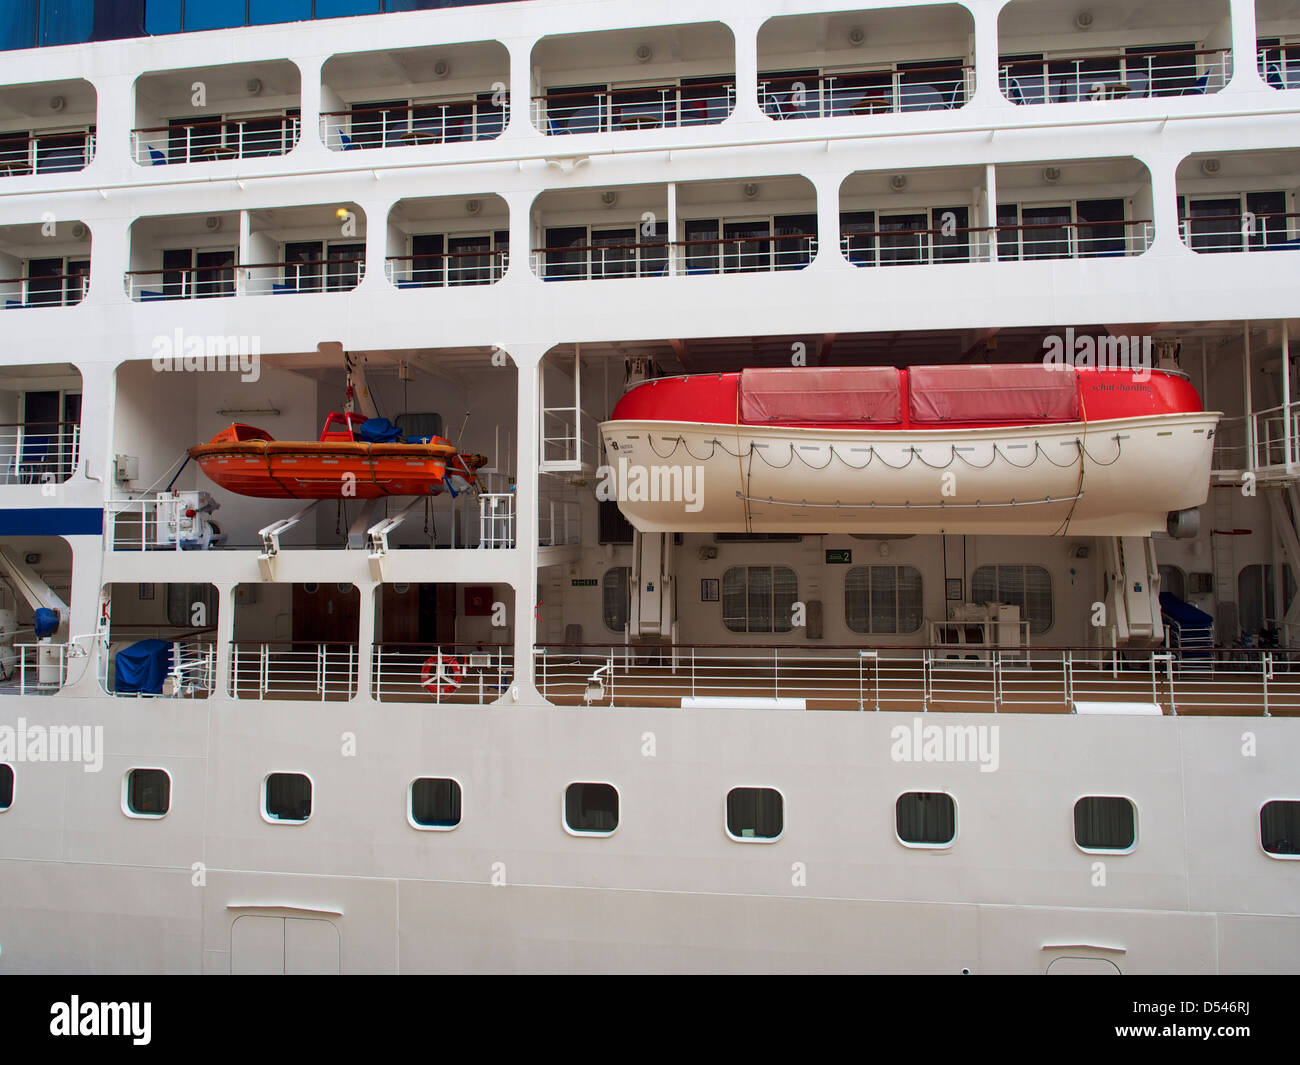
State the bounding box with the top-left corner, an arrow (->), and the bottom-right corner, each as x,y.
124,768 -> 171,818
726,787 -> 783,841
410,777 -> 462,830
722,566 -> 797,633
971,565 -> 1052,635
0,763 -> 12,810
166,583 -> 218,628
565,782 -> 618,835
602,567 -> 630,634
1074,796 -> 1136,852
896,792 -> 956,847
1260,800 -> 1300,857
845,566 -> 923,634
263,772 -> 312,823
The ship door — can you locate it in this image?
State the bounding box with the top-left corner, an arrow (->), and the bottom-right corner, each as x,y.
422,583 -> 457,644
292,582 -> 360,645
231,915 -> 340,975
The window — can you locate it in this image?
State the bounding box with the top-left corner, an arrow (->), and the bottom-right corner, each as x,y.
1237,564 -> 1296,640
726,786 -> 783,840
166,583 -> 217,628
263,772 -> 312,823
602,566 -> 630,634
124,768 -> 170,817
971,565 -> 1052,635
564,782 -> 618,835
597,499 -> 634,544
722,565 -> 797,633
0,763 -> 12,809
410,777 -> 461,830
845,566 -> 923,634
896,792 -> 956,847
1260,800 -> 1300,857
1074,796 -> 1136,852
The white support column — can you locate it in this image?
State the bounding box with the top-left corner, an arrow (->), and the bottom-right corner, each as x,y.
505,38 -> 540,136
971,0 -> 1011,109
811,172 -> 844,270
729,19 -> 764,122
355,581 -> 376,702
984,163 -> 998,261
510,343 -> 547,703
214,582 -> 236,698
1145,156 -> 1185,255
1228,0 -> 1265,90
667,182 -> 678,276
1283,321 -> 1293,469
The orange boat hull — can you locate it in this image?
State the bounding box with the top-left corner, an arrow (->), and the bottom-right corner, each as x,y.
188,439 -> 456,499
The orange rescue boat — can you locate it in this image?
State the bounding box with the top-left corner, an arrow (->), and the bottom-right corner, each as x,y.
189,412 -> 482,499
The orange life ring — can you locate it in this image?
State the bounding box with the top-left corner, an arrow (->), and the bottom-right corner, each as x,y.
421,653 -> 464,695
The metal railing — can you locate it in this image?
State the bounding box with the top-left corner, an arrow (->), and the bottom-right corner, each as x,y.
533,643 -> 1300,716
3,642 -> 69,694
1000,47 -> 1231,104
479,492 -> 516,548
1179,211 -> 1300,254
104,639 -> 217,698
537,80 -> 735,134
760,65 -> 973,118
0,422 -> 80,485
539,499 -> 582,547
131,112 -> 300,165
2,272 -> 89,308
126,257 -> 364,301
1256,47 -> 1300,90
229,641 -> 358,701
842,218 -> 1153,265
532,233 -> 817,280
1212,403 -> 1300,474
372,642 -> 512,702
384,249 -> 508,288
321,97 -> 508,150
0,130 -> 95,176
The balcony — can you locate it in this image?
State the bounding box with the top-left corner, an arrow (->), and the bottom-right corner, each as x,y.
131,61 -> 300,166
757,5 -> 974,119
125,205 -> 365,300
1258,0 -> 1300,88
531,177 -> 817,281
0,221 -> 91,308
321,41 -> 508,151
0,363 -> 81,486
0,78 -> 96,177
839,160 -> 1154,266
1177,150 -> 1300,255
385,195 -> 508,289
533,22 -> 734,135
999,0 -> 1231,104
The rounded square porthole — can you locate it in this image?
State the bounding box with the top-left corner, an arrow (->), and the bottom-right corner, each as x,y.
263,772 -> 312,824
1260,799 -> 1300,859
410,777 -> 462,831
123,768 -> 170,819
896,791 -> 956,849
0,763 -> 13,811
726,786 -> 783,842
1074,795 -> 1136,853
564,781 -> 618,836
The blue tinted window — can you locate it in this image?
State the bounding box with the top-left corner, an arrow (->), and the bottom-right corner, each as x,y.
0,1 -> 39,50
144,0 -> 181,34
315,0 -> 380,16
184,0 -> 245,31
40,0 -> 93,44
249,0 -> 310,24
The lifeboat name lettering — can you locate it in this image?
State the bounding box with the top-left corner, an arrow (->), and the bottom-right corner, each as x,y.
596,456 -> 705,513
152,328 -> 261,383
1042,328 -> 1152,382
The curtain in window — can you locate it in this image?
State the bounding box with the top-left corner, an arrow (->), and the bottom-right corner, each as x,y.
1260,800 -> 1299,854
727,787 -> 782,838
128,769 -> 170,814
412,778 -> 461,827
1074,797 -> 1134,849
567,783 -> 617,832
972,565 -> 1052,634
266,773 -> 312,820
896,792 -> 955,844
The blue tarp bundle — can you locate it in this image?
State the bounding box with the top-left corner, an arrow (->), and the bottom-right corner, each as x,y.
1159,592 -> 1213,628
357,418 -> 403,443
115,639 -> 172,695
33,607 -> 59,638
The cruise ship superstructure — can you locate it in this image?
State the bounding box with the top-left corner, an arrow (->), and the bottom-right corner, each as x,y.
0,0 -> 1298,974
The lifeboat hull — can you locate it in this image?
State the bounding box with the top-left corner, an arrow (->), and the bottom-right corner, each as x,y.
599,366 -> 1220,536
188,439 -> 455,499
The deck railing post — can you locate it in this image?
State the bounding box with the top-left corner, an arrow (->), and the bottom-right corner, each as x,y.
1263,652 -> 1271,717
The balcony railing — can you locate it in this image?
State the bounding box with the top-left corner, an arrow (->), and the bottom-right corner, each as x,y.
1,642 -> 70,694
1257,48 -> 1300,90
322,97 -> 507,151
843,218 -> 1153,265
0,130 -> 94,176
0,421 -> 80,485
537,80 -> 735,134
126,258 -> 364,300
1001,47 -> 1231,103
384,249 -> 508,288
104,639 -> 217,698
535,643 -> 1300,716
1179,211 -> 1300,254
372,642 -> 512,702
131,113 -> 300,165
230,641 -> 358,701
760,65 -> 973,118
1213,401 -> 1300,475
1,272 -> 88,308
532,233 -> 817,280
